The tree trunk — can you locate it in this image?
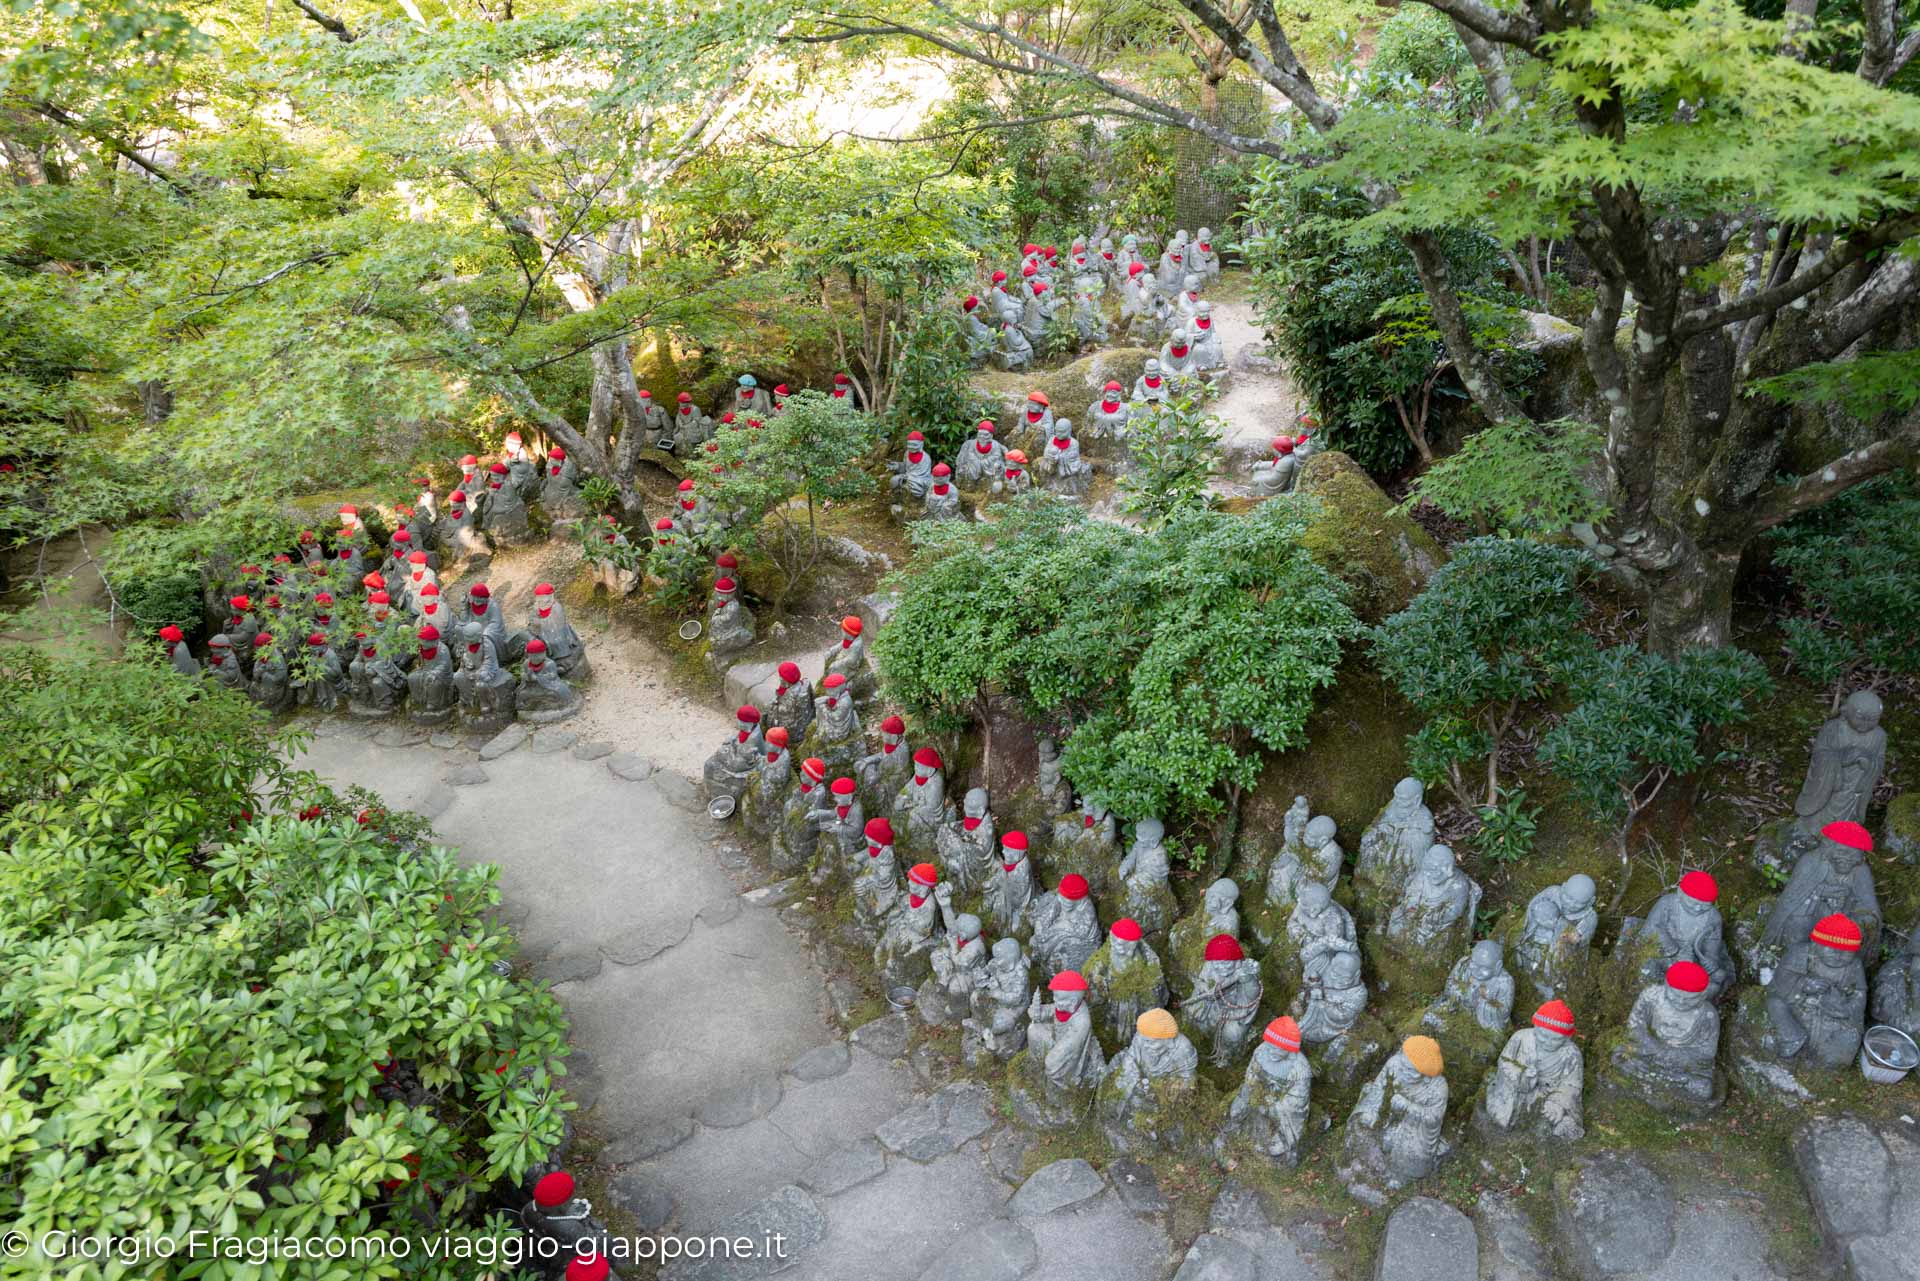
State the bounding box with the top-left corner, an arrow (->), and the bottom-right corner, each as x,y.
1639,542 -> 1742,651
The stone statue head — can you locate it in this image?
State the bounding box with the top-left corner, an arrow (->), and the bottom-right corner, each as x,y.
1842,689 -> 1884,733
1469,940 -> 1504,980
1037,737 -> 1058,762
1393,776 -> 1425,809
1205,878 -> 1240,914
1197,226 -> 1212,242
1304,816 -> 1337,850
1327,949 -> 1362,989
1422,844 -> 1458,882
1054,987 -> 1086,1015
1143,358 -> 1162,376
953,913 -> 982,948
990,938 -> 1023,970
1170,327 -> 1191,348
1053,417 -> 1074,440
1668,982 -> 1707,1013
963,787 -> 988,820
1182,272 -> 1202,294
1134,818 -> 1164,849
1561,874 -> 1597,911
1298,881 -> 1332,914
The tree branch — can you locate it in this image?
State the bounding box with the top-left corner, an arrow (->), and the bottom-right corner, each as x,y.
29,101 -> 193,197
290,0 -> 355,41
1750,407 -> 1920,530
1416,0 -> 1545,50
1673,213 -> 1920,342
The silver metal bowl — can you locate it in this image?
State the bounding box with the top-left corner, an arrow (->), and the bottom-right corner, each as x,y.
708,794 -> 737,821
678,618 -> 703,641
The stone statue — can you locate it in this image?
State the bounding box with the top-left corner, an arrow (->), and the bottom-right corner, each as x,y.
742,728 -> 793,838
924,464 -> 964,520
963,937 -> 1031,1065
501,431 -> 538,499
855,713 -> 911,812
1761,821 -> 1883,959
528,584 -> 588,682
890,746 -> 946,855
481,463 -> 531,544
248,634 -> 295,713
1158,328 -> 1201,383
1041,418 -> 1093,498
1609,961 -> 1724,1111
852,818 -> 903,946
665,394 -> 709,452
920,910 -> 985,1026
1035,736 -> 1072,816
987,271 -> 1022,327
1186,934 -> 1264,1067
801,674 -> 863,778
1760,914 -> 1868,1070
1083,918 -> 1168,1046
1015,390 -> 1054,441
1171,878 -> 1244,988
1513,873 -> 1599,999
1285,881 -> 1359,987
1424,941 -> 1516,1036
769,757 -> 826,875
223,599 -> 258,671
994,320 -> 1034,372
823,614 -> 876,707
1356,777 -> 1437,895
1087,382 -> 1130,441
453,623 -> 516,733
1871,924 -> 1920,1042
1189,302 -> 1226,371
1792,691 -> 1887,840
1120,265 -> 1157,335
159,625 -> 198,678
768,662 -> 815,743
1220,1017 -> 1314,1167
707,576 -> 756,658
293,640 -> 344,720
538,447 -> 583,520
1050,802 -> 1122,896
703,705 -> 765,803
1071,288 -> 1106,344
1029,875 -> 1102,976
877,863 -> 952,988
1156,234 -> 1189,294
999,449 -> 1033,495
954,421 -> 1006,490
1192,229 -> 1220,280
983,830 -> 1035,935
405,625 -> 455,725
205,634 -> 247,692
1345,1037 -> 1451,1189
1264,801 -> 1343,920
1477,1001 -> 1584,1141
1385,845 -> 1481,956
934,787 -> 996,894
588,518 -> 638,596
1099,1008 -> 1200,1153
1021,279 -> 1062,343
730,373 -> 772,418
1131,357 -> 1170,405
1117,818 -> 1177,936
1626,870 -> 1733,997
463,583 -> 525,668
808,777 -> 865,879
1251,438 -> 1300,496
888,431 -> 934,506
1015,971 -> 1106,1124
1295,948 -> 1369,1046
671,478 -> 710,535
516,639 -> 579,722
438,489 -> 489,566
960,297 -> 997,364
347,633 -> 407,717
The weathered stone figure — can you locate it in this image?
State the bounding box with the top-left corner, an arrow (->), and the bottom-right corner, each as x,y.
983,830 -> 1036,935
1220,1017 -> 1314,1167
1629,870 -> 1733,997
1190,301 -> 1226,370
706,575 -> 756,658
1871,923 -> 1920,1041
516,639 -> 579,722
1346,1037 -> 1451,1189
1294,948 -> 1367,1046
920,909 -> 985,1026
1041,418 -> 1093,498
464,583 -> 525,668
703,705 -> 764,803
963,937 -> 1032,1065
1514,873 -> 1600,999
1035,736 -> 1072,816
1385,845 -> 1481,955
1087,382 -> 1130,440
453,622 -> 517,734
206,634 -> 247,692
1131,357 -> 1170,404
742,728 -> 793,838
1186,934 -> 1264,1068
527,583 -> 588,682
995,320 -> 1034,372
1118,818 -> 1177,936
888,430 -> 934,505
539,447 -> 582,520
1356,777 -> 1437,894
852,818 -> 903,946
935,787 -> 996,894
1478,1001 -> 1585,1141
1171,877 -> 1243,984
1760,913 -> 1868,1070
803,673 -> 862,777
1100,1007 -> 1200,1153
954,421 -> 1006,489
769,756 -> 827,874
1159,328 -> 1201,382
348,633 -> 407,717
810,776 -> 865,878
960,297 -> 997,364
767,663 -> 815,743
160,625 -> 198,678
1761,821 -> 1883,959
248,634 -> 295,713
406,625 -> 455,725
925,463 -> 964,520
1030,875 -> 1102,976
1251,437 -> 1300,495
1609,961 -> 1724,1111
481,463 -> 531,544
1793,691 -> 1887,840
823,614 -> 876,707
1424,940 -> 1516,1035
1017,970 -> 1106,1123
1286,882 -> 1359,986
890,746 -> 946,855
1083,918 -> 1168,1046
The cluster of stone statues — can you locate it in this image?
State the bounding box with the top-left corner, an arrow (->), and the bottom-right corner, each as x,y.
962,232 -> 1226,372
171,502 -> 590,732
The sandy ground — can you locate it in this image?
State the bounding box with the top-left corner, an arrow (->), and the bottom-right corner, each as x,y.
1206,289 -> 1307,457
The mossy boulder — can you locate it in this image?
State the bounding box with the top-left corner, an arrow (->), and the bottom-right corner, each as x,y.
1097,1067 -> 1224,1156
1292,450 -> 1446,623
1884,790 -> 1920,866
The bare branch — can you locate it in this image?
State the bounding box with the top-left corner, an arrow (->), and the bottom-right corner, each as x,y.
1414,0 -> 1545,51
290,0 -> 355,41
29,101 -> 193,197
1751,407 -> 1920,530
1448,18 -> 1521,111
1673,213 -> 1920,341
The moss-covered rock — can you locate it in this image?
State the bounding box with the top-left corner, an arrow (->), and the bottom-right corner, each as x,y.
1292,450 -> 1446,623
1883,790 -> 1920,866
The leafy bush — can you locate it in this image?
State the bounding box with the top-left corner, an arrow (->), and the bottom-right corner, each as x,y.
1472,786 -> 1539,865
887,312 -> 996,460
1372,537 -> 1594,808
1400,417 -> 1610,537
876,496 -> 1359,827
1540,643 -> 1771,896
113,567 -> 206,637
1241,163 -> 1521,474
1770,472 -> 1920,710
1119,396 -> 1222,529
0,650 -> 572,1275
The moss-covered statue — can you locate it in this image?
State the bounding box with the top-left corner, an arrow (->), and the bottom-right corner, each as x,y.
935,787 -> 997,894
1760,821 -> 1883,961
800,673 -> 862,778
889,746 -> 947,857
1008,970 -> 1106,1128
741,728 -> 792,839
963,937 -> 1032,1065
1168,878 -> 1242,992
405,625 -> 454,725
983,830 -> 1036,936
1084,918 -> 1169,1047
1419,940 -> 1516,1080
769,756 -> 826,875
1029,874 -> 1102,976
1344,1036 -> 1450,1191
1511,873 -> 1599,1001
875,862 -> 948,990
1615,870 -> 1732,998
1117,818 -> 1177,937
1218,1017 -> 1314,1169
852,817 -> 903,946
1607,961 -> 1724,1112
703,705 -> 764,804
1873,921 -> 1920,1043
1186,934 -> 1264,1068
1048,802 -> 1123,897
1099,1007 -> 1200,1154
808,777 -> 864,883
920,911 -> 985,1026
1383,844 -> 1481,959
854,713 -> 909,813
1354,777 -> 1437,904
1751,913 -> 1868,1071
1475,1001 -> 1584,1143
768,663 -> 815,744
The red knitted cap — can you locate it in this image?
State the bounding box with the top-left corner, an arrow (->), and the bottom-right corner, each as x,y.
1533,1000 -> 1576,1035
1666,961 -> 1710,993
1811,913 -> 1862,951
1822,821 -> 1872,852
1110,918 -> 1142,941
1203,934 -> 1243,962
1679,870 -> 1718,902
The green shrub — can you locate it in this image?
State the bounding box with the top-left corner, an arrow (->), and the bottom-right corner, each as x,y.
1371,537 -> 1594,808
1770,472 -> 1920,710
887,312 -> 996,460
0,650 -> 572,1276
1400,417 -> 1610,537
113,567 -> 206,637
1119,396 -> 1222,529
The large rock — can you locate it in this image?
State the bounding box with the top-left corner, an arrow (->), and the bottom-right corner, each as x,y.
1172,1234 -> 1257,1281
1475,1190 -> 1550,1281
1794,1117 -> 1894,1246
801,1138 -> 888,1197
1293,451 -> 1445,622
1007,1158 -> 1106,1217
1375,1197 -> 1476,1281
874,1081 -> 994,1162
917,1218 -> 1039,1281
1554,1152 -> 1675,1280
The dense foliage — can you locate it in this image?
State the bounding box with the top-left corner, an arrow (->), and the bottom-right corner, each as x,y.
0,649 -> 571,1277
1399,418 -> 1610,538
876,497 -> 1359,824
1118,397 -> 1223,528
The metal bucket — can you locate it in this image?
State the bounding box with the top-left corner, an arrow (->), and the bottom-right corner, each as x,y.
1860,1025 -> 1919,1084
886,985 -> 917,1013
